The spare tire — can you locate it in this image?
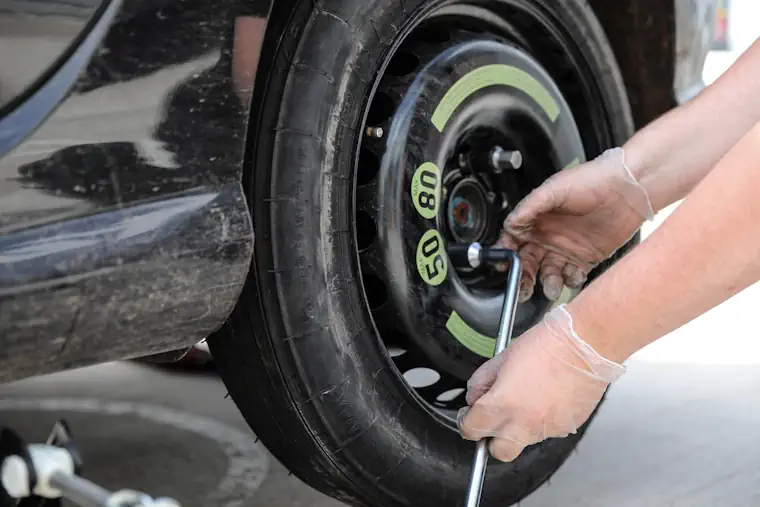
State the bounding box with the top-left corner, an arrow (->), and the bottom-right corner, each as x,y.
209,1 -> 636,507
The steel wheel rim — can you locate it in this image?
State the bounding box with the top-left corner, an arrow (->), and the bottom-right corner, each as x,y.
353,1 -> 617,420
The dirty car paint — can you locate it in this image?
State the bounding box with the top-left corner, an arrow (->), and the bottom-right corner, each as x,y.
0,0 -> 272,381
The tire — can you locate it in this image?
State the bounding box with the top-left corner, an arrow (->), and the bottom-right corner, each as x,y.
209,1 -> 635,507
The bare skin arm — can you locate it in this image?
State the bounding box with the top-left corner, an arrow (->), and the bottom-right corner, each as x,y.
626,39 -> 760,212
572,119 -> 760,363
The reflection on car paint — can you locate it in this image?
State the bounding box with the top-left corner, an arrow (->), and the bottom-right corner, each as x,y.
0,0 -> 272,382
0,0 -> 101,111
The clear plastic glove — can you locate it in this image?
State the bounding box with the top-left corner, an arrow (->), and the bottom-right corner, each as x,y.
457,305 -> 626,463
500,147 -> 655,302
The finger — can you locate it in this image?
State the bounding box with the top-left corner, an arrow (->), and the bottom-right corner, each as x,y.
488,414 -> 548,462
518,281 -> 533,303
465,354 -> 507,405
487,417 -> 537,463
494,232 -> 521,272
562,263 -> 588,289
456,407 -> 469,432
504,180 -> 561,230
498,230 -> 521,251
488,435 -> 527,463
517,243 -> 545,302
539,252 -> 565,301
458,398 -> 505,441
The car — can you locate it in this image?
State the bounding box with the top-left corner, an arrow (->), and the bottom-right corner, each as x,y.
713,0 -> 731,50
0,1 -> 717,506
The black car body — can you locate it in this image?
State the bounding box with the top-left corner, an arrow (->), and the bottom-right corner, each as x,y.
1,0 -> 261,380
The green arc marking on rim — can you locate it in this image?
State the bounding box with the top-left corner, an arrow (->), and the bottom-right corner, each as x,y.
432,64 -> 561,132
445,311 -> 496,358
563,157 -> 581,170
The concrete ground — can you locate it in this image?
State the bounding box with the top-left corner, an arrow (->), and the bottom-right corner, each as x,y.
1,19 -> 759,507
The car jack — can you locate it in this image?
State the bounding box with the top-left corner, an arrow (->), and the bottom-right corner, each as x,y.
0,420 -> 181,507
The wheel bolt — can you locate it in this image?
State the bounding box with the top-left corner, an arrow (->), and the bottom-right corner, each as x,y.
366,126 -> 384,139
458,152 -> 468,169
490,146 -> 523,172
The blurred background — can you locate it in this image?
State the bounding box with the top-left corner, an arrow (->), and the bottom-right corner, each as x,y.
0,3 -> 759,506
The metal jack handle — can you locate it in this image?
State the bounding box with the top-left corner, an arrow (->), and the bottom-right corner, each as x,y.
448,242 -> 522,507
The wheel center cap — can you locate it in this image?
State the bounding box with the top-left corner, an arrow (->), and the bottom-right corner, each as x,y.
446,178 -> 489,244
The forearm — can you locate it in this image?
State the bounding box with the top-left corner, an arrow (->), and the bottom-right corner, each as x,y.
623,39 -> 760,212
568,120 -> 760,363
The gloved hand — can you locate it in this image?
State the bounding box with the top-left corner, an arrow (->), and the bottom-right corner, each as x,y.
500,147 -> 655,302
457,305 -> 626,463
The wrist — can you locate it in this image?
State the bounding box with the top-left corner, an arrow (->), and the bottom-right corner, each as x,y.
620,139 -> 668,214
562,297 -> 634,365
543,305 -> 627,382
603,147 -> 655,221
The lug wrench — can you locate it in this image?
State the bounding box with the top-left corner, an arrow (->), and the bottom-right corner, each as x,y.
447,242 -> 522,507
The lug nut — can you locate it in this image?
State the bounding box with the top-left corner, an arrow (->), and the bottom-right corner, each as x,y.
366,126 -> 384,139
490,146 -> 523,172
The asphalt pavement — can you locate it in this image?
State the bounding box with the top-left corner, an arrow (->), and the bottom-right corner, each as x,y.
0,362 -> 341,507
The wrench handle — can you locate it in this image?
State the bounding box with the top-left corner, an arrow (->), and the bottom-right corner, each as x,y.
463,251 -> 522,507
493,251 -> 523,353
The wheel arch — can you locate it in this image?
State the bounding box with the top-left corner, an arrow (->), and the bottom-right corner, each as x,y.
589,0 -> 716,129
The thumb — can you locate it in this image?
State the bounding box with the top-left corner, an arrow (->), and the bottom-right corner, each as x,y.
505,180 -> 561,231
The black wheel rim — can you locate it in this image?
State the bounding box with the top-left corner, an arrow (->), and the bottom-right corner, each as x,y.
354,2 -> 617,418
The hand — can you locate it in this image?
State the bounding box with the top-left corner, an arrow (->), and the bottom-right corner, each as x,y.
501,148 -> 654,302
457,305 -> 626,462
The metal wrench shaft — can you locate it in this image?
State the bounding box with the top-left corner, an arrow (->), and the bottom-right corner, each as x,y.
463,250 -> 522,507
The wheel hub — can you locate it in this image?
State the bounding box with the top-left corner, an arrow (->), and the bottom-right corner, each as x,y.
443,131 -> 525,251
446,177 -> 489,244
